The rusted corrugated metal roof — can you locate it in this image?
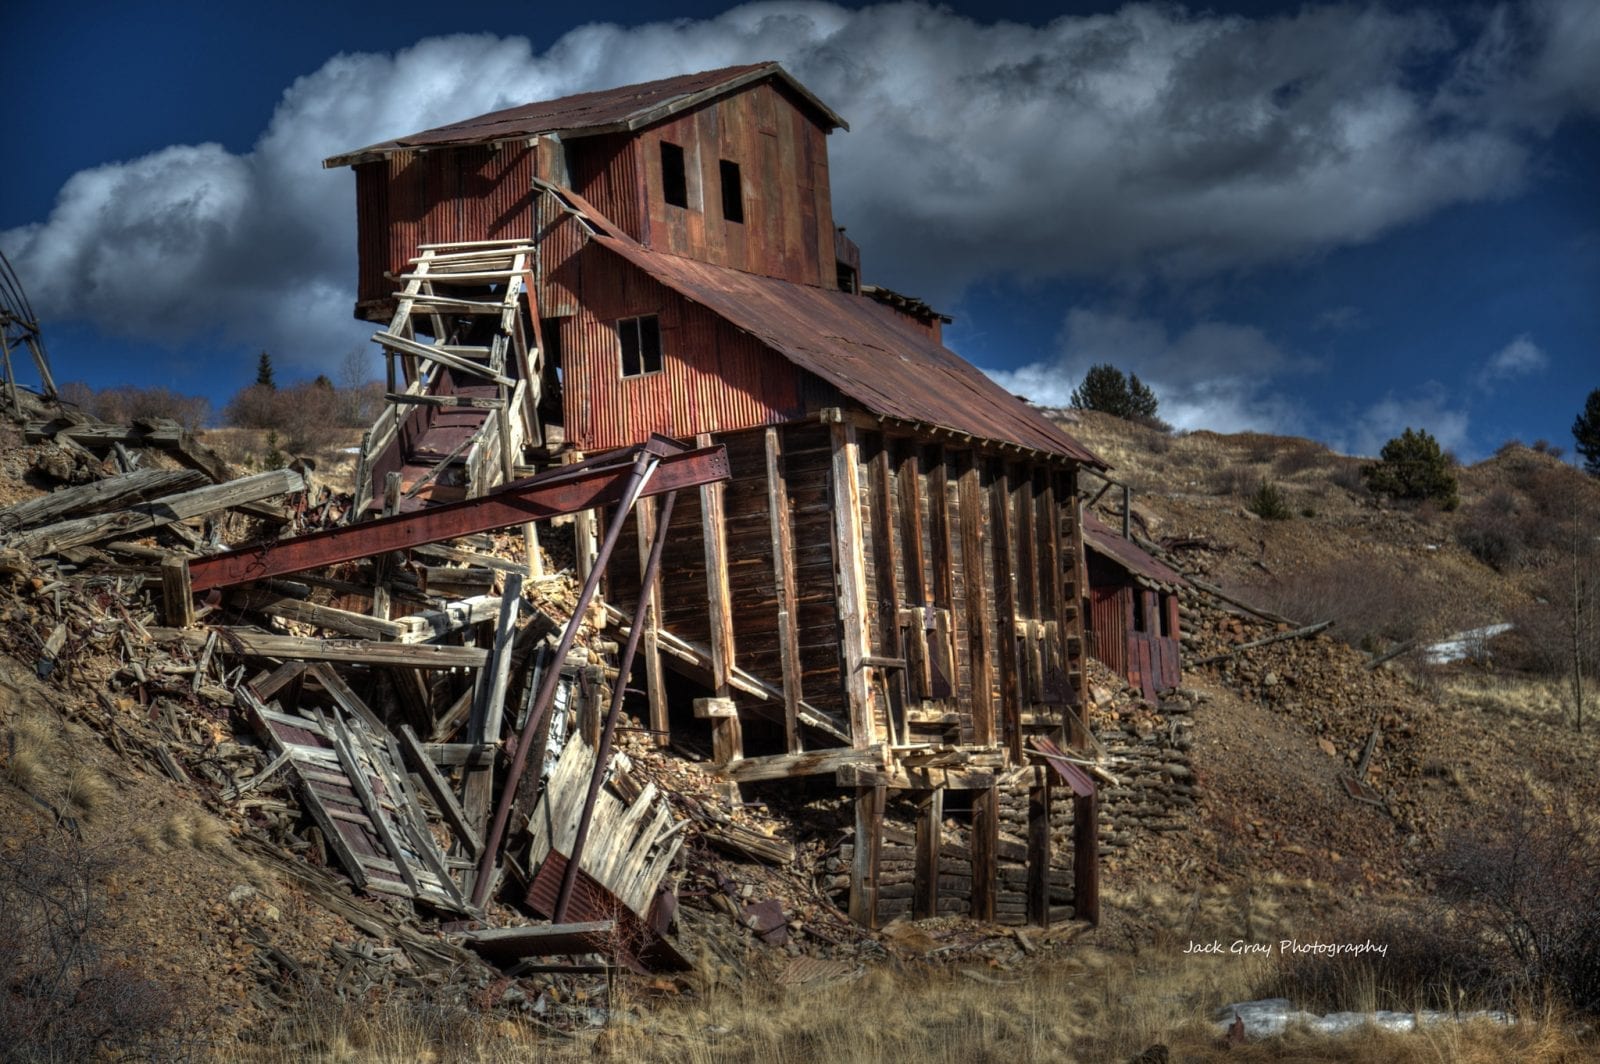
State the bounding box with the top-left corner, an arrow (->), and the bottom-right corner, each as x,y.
1082,511 -> 1187,588
325,63 -> 846,167
584,231 -> 1104,465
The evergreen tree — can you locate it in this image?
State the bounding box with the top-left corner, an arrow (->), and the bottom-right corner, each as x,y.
1070,363 -> 1161,422
255,351 -> 276,390
1574,388 -> 1600,476
1361,427 -> 1459,509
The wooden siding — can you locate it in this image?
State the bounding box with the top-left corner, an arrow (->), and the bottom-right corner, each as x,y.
627,82 -> 837,287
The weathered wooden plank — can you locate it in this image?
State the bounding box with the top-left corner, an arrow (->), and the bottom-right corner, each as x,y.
633,496 -> 669,747
698,433 -> 736,703
830,421 -> 875,747
990,464 -> 1021,762
764,427 -> 803,752
971,785 -> 999,921
161,556 -> 196,628
1027,778 -> 1051,928
721,743 -> 884,783
0,467 -> 205,531
398,724 -> 482,858
228,589 -> 408,641
149,626 -> 487,668
914,786 -> 942,920
957,452 -> 994,746
850,784 -> 885,928
12,469 -> 305,554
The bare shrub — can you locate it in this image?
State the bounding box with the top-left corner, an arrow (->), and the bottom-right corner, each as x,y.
1458,501 -> 1525,571
1272,441 -> 1326,477
1273,908 -> 1502,1013
1237,559 -> 1432,650
1437,792 -> 1600,1014
0,826 -> 191,1061
1209,464 -> 1260,497
57,381 -> 210,432
1327,459 -> 1367,494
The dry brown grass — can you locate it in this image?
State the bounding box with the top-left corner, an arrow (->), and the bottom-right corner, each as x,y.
1,713 -> 54,795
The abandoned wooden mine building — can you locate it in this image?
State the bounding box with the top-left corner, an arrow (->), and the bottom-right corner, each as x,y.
325,62 -> 1109,926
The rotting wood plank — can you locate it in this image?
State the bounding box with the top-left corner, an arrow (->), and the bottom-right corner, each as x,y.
722,743 -> 884,782
634,496 -> 669,746
161,556 -> 195,628
398,724 -> 482,857
990,464 -> 1021,762
957,452 -> 994,746
971,785 -> 999,921
830,420 -> 875,747
149,627 -> 488,668
227,590 -> 408,642
698,433 -> 737,706
1027,777 -> 1051,928
849,784 -> 885,928
764,427 -> 803,752
0,467 -> 206,532
11,469 -> 305,555
914,787 -> 942,919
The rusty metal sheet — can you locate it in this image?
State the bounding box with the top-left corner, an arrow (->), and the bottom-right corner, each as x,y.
1082,511 -> 1187,588
526,851 -> 690,973
326,63 -> 845,166
582,230 -> 1104,465
187,440 -> 728,592
1031,735 -> 1096,798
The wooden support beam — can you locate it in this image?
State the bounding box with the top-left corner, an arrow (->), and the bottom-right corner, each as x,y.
227,590 -> 408,641
0,467 -> 205,531
830,420 -> 876,748
957,452 -> 995,747
764,427 -> 803,753
971,785 -> 999,922
1074,788 -> 1100,926
398,724 -> 482,857
721,743 -> 885,783
1027,777 -> 1051,928
161,556 -> 195,628
914,787 -> 943,919
697,433 -> 736,698
926,446 -> 954,608
849,784 -> 885,928
635,496 -> 669,747
696,697 -> 743,767
868,438 -> 904,745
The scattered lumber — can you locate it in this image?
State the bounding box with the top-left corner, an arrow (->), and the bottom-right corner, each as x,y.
150,626 -> 489,668
1187,577 -> 1301,628
0,467 -> 206,532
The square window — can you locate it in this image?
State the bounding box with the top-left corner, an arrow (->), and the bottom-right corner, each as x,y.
719,159 -> 744,223
618,315 -> 663,378
660,142 -> 688,208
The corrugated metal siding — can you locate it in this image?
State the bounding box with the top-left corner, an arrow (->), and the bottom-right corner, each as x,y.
1090,586 -> 1127,677
560,253 -> 809,452
568,134 -> 644,243
354,146 -> 535,308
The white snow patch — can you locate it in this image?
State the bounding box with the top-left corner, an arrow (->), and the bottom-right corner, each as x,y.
1423,622 -> 1513,665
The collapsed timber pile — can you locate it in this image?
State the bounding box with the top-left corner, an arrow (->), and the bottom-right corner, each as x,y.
0,403 -> 1083,1035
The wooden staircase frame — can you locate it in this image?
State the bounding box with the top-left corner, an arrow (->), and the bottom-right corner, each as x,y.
351,240 -> 542,517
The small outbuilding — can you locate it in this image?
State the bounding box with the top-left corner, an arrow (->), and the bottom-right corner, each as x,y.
1083,512 -> 1186,701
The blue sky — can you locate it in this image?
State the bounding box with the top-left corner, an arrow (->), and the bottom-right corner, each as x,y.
3,0 -> 1596,459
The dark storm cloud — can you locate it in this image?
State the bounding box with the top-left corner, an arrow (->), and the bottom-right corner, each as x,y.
1,2 -> 1594,373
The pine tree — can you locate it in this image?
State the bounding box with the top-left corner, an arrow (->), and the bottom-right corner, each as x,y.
1574,388 -> 1600,476
255,351 -> 276,390
1361,427 -> 1459,509
1070,363 -> 1161,422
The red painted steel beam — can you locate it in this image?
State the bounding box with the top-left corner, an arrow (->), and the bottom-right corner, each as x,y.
187,442 -> 729,592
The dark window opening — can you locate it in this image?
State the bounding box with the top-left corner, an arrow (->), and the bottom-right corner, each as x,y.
660,142 -> 687,208
719,159 -> 744,223
1158,593 -> 1171,638
1131,589 -> 1147,633
836,262 -> 857,294
618,315 -> 663,378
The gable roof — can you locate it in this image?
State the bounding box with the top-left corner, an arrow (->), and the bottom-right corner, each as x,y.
1082,512 -> 1187,589
324,62 -> 847,168
555,195 -> 1101,464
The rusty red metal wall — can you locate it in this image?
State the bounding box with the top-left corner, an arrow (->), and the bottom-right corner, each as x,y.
627,81 -> 837,287
354,145 -> 537,309
1089,585 -> 1127,678
566,134 -> 645,243
559,249 -> 813,451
